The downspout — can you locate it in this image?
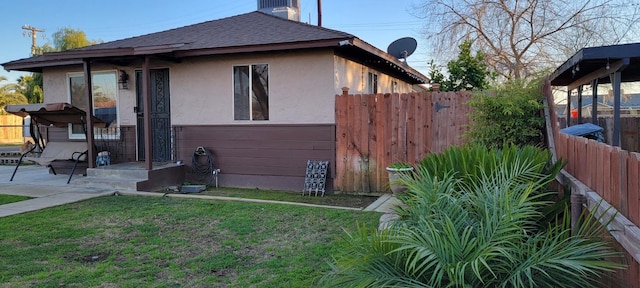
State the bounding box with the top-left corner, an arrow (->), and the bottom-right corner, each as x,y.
83,59 -> 96,168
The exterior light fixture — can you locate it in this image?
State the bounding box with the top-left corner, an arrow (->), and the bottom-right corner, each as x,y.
118,70 -> 129,90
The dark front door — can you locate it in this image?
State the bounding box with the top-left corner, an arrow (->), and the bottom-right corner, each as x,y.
136,68 -> 171,162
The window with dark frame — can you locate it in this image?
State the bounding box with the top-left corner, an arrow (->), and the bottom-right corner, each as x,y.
233,64 -> 269,120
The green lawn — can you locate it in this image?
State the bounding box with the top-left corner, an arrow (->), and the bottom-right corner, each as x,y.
0,194 -> 30,205
0,195 -> 380,287
195,187 -> 379,208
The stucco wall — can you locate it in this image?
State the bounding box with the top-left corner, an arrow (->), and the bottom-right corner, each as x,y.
333,56 -> 415,94
41,50 -> 419,128
170,50 -> 336,125
42,65 -> 137,127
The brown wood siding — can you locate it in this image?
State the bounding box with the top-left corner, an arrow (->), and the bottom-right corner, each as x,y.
174,124 -> 335,192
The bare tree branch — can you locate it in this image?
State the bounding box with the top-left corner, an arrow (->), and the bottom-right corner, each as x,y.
416,0 -> 640,79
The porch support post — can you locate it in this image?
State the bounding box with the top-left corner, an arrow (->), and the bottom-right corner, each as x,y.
591,79 -> 598,124
611,71 -> 622,147
609,58 -> 629,147
83,59 -> 96,168
566,89 -> 571,127
142,56 -> 153,170
577,85 -> 583,123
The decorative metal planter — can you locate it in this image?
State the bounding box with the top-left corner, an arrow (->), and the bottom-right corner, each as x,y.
385,166 -> 414,194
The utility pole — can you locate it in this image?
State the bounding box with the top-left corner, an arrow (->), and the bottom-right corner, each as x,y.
22,25 -> 45,56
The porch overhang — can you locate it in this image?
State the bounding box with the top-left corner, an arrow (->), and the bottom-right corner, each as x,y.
3,37 -> 427,84
548,42 -> 640,147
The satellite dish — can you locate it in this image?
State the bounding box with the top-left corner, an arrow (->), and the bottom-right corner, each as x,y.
387,37 -> 417,64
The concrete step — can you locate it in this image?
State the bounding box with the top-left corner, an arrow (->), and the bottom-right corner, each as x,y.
86,167 -> 149,180
73,176 -> 142,191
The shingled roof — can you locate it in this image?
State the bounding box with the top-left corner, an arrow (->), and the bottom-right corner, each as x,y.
79,11 -> 354,51
3,11 -> 427,83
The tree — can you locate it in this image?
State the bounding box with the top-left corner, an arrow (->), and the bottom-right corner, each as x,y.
445,40 -> 492,90
429,40 -> 493,91
24,28 -> 102,103
0,76 -> 28,114
417,0 -> 640,79
17,74 -> 43,103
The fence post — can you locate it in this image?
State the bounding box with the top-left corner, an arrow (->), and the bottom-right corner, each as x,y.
571,194 -> 585,235
342,87 -> 349,96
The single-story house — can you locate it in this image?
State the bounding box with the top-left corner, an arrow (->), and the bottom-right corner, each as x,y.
2,10 -> 428,192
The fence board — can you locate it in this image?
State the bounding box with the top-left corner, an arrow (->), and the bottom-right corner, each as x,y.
619,150 -> 630,216
334,93 -> 348,191
335,91 -> 470,193
611,147 -> 622,210
346,94 -> 357,192
596,143 -> 605,195
0,115 -> 23,144
359,95 -> 371,193
407,94 -> 417,163
376,94 -> 386,191
603,145 -> 613,203
367,94 -> 378,192
576,137 -> 587,181
630,153 -> 640,226
422,93 -> 432,158
398,94 -> 408,163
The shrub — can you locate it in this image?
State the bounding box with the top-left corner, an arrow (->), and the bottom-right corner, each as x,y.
320,145 -> 623,288
467,78 -> 545,148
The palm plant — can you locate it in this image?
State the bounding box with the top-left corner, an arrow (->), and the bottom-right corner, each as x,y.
320,145 -> 623,287
0,76 -> 28,114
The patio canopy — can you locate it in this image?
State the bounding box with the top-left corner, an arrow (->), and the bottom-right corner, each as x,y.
5,102 -> 105,128
548,42 -> 640,147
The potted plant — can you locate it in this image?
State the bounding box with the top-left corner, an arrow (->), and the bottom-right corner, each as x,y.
385,163 -> 414,194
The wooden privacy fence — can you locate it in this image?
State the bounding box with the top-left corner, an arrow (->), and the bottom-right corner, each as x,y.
335,90 -> 472,193
545,80 -> 640,287
555,133 -> 640,227
0,115 -> 24,144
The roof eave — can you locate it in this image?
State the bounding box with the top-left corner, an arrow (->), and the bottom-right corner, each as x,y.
350,38 -> 429,84
174,38 -> 351,58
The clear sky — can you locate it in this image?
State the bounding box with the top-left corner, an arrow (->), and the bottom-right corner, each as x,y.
1,0 -> 433,84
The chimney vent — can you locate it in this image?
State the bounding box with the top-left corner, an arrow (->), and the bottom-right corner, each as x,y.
258,0 -> 300,21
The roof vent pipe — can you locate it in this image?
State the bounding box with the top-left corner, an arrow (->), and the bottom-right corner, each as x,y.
317,0 -> 322,27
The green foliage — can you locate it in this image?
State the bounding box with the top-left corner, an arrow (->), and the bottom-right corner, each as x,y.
428,59 -> 445,87
387,162 -> 413,169
17,74 -> 43,103
430,40 -> 493,91
467,77 -> 546,149
0,76 -> 28,114
37,27 -> 102,54
321,145 -> 623,288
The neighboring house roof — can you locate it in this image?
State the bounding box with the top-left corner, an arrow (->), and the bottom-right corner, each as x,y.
2,11 -> 427,84
569,93 -> 640,109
